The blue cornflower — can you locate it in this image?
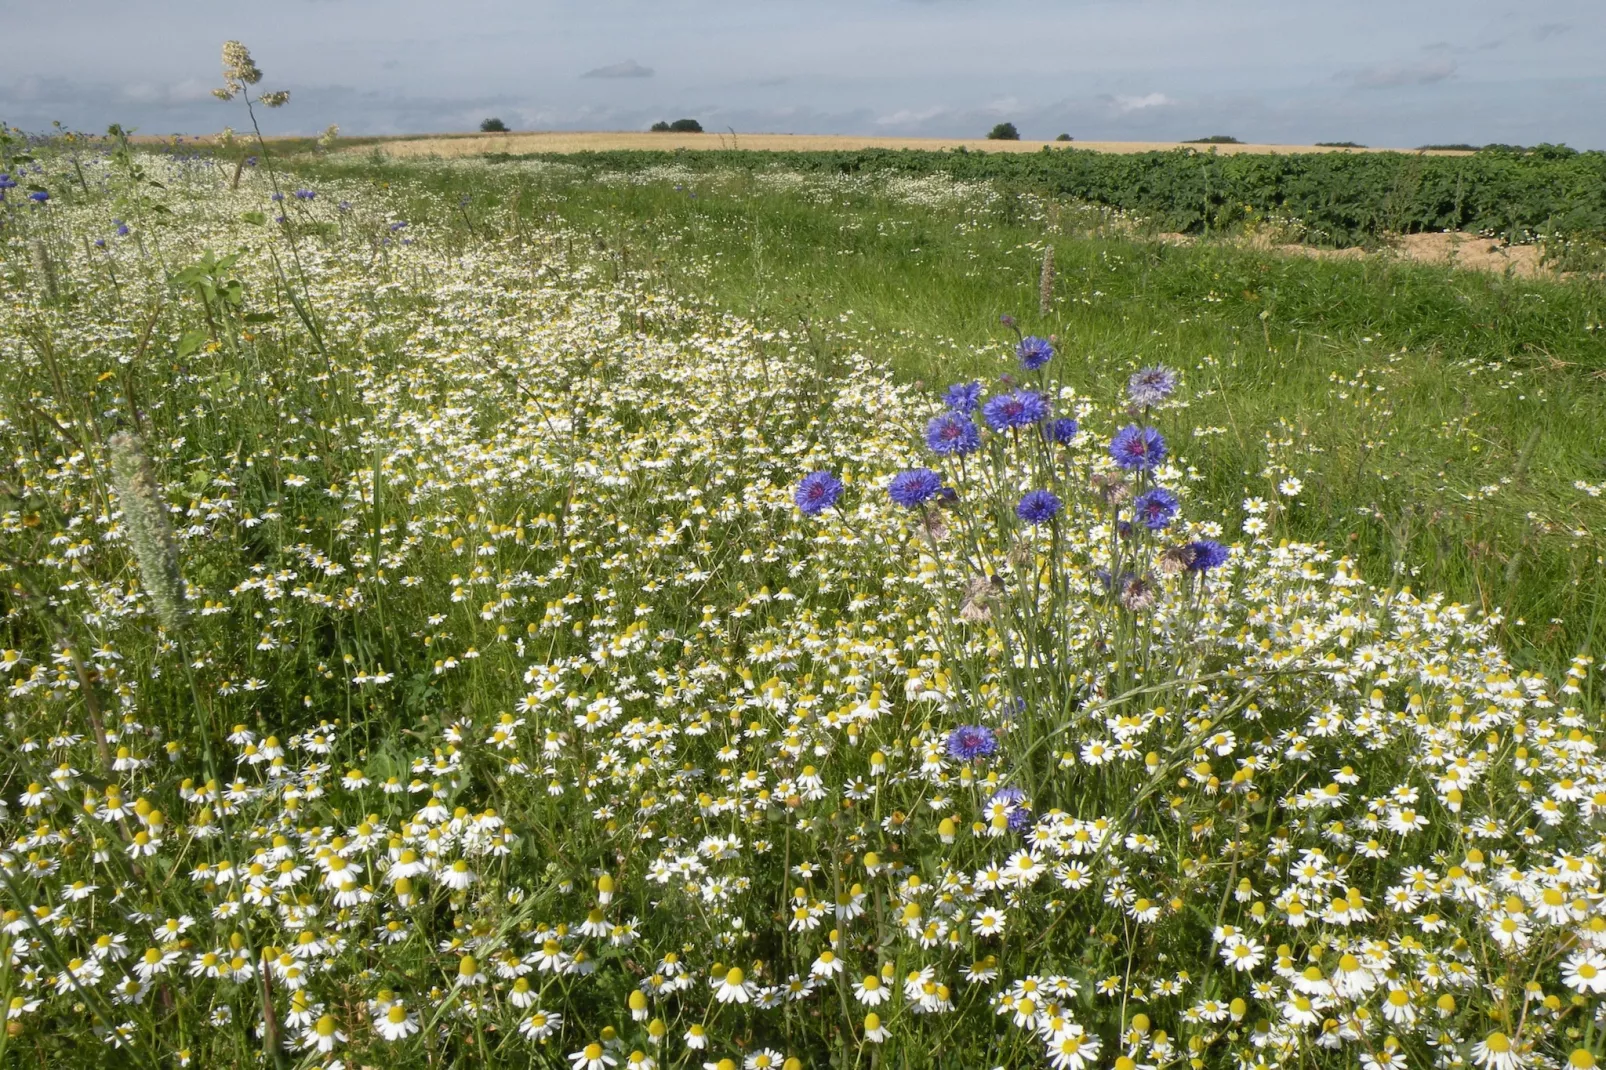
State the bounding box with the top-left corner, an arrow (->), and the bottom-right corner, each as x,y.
293,188 -> 316,200
982,389 -> 1049,431
1127,365 -> 1177,407
116,222 -> 130,237
1186,539 -> 1230,572
943,382 -> 982,414
390,221 -> 408,232
947,725 -> 998,761
1133,487 -> 1180,530
1049,417 -> 1079,444
888,469 -> 944,508
337,201 -> 352,212
0,174 -> 15,190
794,471 -> 844,516
925,411 -> 980,456
988,786 -> 1033,832
1016,335 -> 1054,371
1109,424 -> 1167,471
93,238 -> 106,248
270,192 -> 285,202
1016,489 -> 1061,526
27,190 -> 48,203
245,155 -> 259,167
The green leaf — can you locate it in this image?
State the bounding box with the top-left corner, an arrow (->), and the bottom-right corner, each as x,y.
243,311 -> 277,324
175,330 -> 208,359
240,211 -> 266,225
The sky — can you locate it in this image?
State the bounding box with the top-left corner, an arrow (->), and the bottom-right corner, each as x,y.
3,0 -> 1603,148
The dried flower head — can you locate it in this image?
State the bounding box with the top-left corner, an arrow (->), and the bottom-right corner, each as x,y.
106,433 -> 188,631
215,41 -> 263,100
1119,572 -> 1157,612
958,576 -> 1000,623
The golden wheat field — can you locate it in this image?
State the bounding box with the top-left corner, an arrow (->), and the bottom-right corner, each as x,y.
357,130 -> 1475,158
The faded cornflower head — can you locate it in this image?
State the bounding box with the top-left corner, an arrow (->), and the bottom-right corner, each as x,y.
1127,365 -> 1178,407
106,433 -> 188,631
1119,572 -> 1157,612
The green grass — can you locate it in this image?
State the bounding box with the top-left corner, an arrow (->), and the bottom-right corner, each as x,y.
297,153 -> 1606,671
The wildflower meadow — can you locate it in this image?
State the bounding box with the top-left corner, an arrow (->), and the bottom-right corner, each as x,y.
2,41 -> 1605,1070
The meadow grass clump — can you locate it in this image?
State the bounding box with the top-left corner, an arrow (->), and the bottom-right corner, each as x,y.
0,123 -> 1602,1070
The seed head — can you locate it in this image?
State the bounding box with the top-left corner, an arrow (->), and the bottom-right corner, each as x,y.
107,433 -> 188,631
1038,245 -> 1055,317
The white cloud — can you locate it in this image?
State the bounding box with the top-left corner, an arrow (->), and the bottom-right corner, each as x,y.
1112,93 -> 1175,113
873,106 -> 954,127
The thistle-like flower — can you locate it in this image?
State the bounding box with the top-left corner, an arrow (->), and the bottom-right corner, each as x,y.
107,433 -> 188,631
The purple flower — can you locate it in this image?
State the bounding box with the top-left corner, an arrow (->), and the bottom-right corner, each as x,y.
27,190 -> 48,204
1016,335 -> 1054,371
115,222 -> 130,237
293,188 -> 316,200
1133,487 -> 1179,530
943,382 -> 982,414
1186,539 -> 1230,572
888,469 -> 944,508
1127,365 -> 1177,407
270,192 -> 285,202
982,389 -> 1049,431
1049,417 -> 1079,444
988,786 -> 1032,832
1109,424 -> 1167,471
925,412 -> 980,456
947,725 -> 998,761
337,200 -> 352,212
794,471 -> 843,516
1016,489 -> 1061,526
389,221 -> 408,232
0,174 -> 15,190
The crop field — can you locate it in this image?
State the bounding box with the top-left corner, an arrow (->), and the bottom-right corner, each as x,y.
3,97 -> 1606,1070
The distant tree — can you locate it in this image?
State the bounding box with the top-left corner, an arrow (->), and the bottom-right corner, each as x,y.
480,117 -> 508,133
987,122 -> 1021,141
1315,141 -> 1365,148
1416,143 -> 1480,152
1054,133 -> 1073,142
1184,135 -> 1241,144
667,118 -> 704,133
650,121 -> 672,132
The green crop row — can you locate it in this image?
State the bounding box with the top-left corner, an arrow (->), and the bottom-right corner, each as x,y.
490,144 -> 1606,248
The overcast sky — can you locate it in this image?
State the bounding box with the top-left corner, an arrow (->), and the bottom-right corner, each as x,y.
4,0 -> 1602,148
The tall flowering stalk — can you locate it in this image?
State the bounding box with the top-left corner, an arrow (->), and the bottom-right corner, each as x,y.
106,432 -> 187,631
1038,244 -> 1055,317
